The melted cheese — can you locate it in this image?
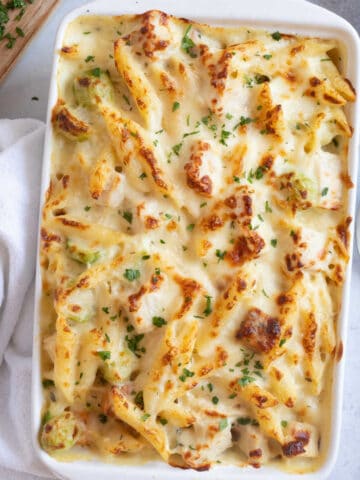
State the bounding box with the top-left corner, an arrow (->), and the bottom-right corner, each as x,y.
38,10 -> 355,473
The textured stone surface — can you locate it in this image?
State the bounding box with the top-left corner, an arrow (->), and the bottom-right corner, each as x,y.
312,0 -> 359,32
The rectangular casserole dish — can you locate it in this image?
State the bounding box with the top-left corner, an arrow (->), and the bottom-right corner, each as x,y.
31,0 -> 360,478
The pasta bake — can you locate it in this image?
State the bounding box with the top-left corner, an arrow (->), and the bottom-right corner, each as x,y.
38,10 -> 356,472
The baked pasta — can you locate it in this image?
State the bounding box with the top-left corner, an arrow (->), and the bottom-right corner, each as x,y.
38,10 -> 356,472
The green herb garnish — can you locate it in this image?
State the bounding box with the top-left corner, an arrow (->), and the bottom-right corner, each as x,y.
97,351 -> 111,361
238,375 -> 255,387
152,316 -> 167,327
123,269 -> 140,281
203,295 -> 212,316
122,210 -> 133,224
42,379 -> 55,388
219,418 -> 228,431
181,25 -> 197,58
271,31 -> 282,41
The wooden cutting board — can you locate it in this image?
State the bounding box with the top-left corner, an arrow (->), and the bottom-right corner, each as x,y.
0,0 -> 59,83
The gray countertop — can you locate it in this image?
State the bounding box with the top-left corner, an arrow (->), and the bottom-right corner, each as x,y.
0,1 -> 359,479
312,0 -> 359,32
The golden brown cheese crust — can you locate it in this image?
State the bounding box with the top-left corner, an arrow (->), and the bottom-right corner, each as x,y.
39,9 -> 355,473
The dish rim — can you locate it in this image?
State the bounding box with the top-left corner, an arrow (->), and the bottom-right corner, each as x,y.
31,1 -> 360,479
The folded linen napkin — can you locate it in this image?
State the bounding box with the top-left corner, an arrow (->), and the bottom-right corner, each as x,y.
0,119 -> 53,480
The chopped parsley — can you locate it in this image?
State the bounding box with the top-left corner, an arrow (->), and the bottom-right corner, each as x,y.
207,383 -> 213,392
321,187 -> 329,197
172,101 -> 180,112
15,26 -> 24,37
181,25 -> 197,58
160,239 -> 166,244
125,333 -> 145,358
9,0 -> 25,6
102,307 -> 110,314
90,67 -> 101,77
97,351 -> 111,361
215,249 -> 226,261
179,368 -> 195,382
220,129 -> 231,146
4,32 -> 16,48
42,379 -> 55,388
279,338 -> 287,347
159,417 -> 168,425
243,74 -> 253,88
233,176 -> 241,183
271,31 -> 282,41
219,418 -> 228,431
254,360 -> 263,370
0,4 -> 9,25
265,200 -> 272,213
270,239 -> 278,248
98,413 -> 108,423
139,172 -> 147,180
254,73 -> 270,84
187,223 -> 195,231
237,417 -> 259,426
212,396 -> 219,405
228,392 -> 237,399
42,411 -> 51,425
183,130 -> 200,138
134,391 -> 144,409
200,202 -> 207,208
14,7 -> 24,21
235,116 -> 254,128
152,316 -> 167,327
84,205 -> 91,211
141,413 -> 151,422
105,333 -> 110,343
201,114 -> 211,125
172,142 -> 183,156
122,94 -> 130,105
203,295 -> 213,317
281,420 -> 288,428
263,54 -> 272,60
262,288 -> 269,298
225,113 -> 233,120
31,96 -> 39,101
255,166 -> 264,179
123,269 -> 140,281
247,169 -> 255,184
238,375 -> 255,387
122,210 -> 133,224
85,55 -> 95,62
237,417 -> 251,425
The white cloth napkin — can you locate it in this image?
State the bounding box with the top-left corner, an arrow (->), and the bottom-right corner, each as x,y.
0,119 -> 53,480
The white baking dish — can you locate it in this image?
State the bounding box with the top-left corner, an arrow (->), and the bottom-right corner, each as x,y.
31,0 -> 360,478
